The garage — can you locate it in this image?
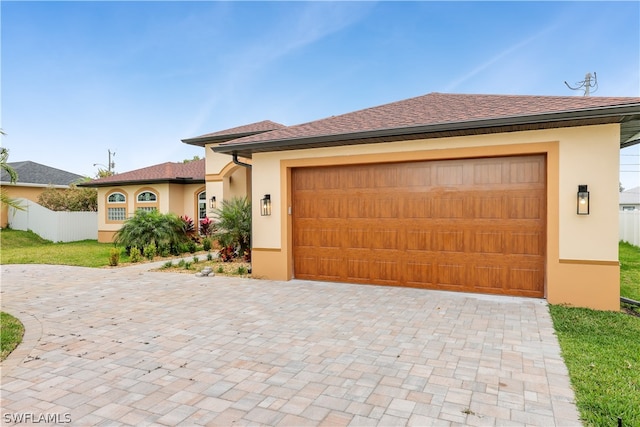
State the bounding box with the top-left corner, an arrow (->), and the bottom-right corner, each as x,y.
292,154 -> 546,298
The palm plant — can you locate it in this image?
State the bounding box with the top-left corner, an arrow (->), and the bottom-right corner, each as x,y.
0,146 -> 24,212
213,197 -> 251,257
114,209 -> 187,254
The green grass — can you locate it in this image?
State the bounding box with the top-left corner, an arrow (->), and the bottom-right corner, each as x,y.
550,305 -> 640,427
0,229 -> 129,267
0,312 -> 25,361
619,241 -> 640,301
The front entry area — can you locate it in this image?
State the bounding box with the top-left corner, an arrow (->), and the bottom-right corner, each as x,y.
292,154 -> 546,298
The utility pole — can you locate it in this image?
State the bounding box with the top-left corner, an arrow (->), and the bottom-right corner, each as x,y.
93,149 -> 116,173
564,72 -> 598,96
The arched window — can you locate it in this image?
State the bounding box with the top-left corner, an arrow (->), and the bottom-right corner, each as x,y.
107,192 -> 126,221
137,191 -> 157,202
108,192 -> 126,203
134,188 -> 159,213
197,191 -> 207,233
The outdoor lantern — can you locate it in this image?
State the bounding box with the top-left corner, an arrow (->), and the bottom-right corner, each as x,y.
209,196 -> 217,209
577,185 -> 589,215
260,194 -> 272,216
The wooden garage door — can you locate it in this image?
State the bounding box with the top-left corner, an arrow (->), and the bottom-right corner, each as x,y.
292,155 -> 546,298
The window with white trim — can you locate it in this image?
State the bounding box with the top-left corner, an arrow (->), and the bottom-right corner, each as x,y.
107,192 -> 127,221
108,192 -> 126,203
137,191 -> 157,202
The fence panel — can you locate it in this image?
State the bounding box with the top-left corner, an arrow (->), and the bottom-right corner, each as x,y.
8,198 -> 97,242
619,210 -> 640,247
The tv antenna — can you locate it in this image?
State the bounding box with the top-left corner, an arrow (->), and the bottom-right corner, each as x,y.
564,72 -> 598,96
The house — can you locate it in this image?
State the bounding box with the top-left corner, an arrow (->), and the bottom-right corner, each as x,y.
0,161 -> 84,228
79,159 -> 206,243
184,92 -> 640,311
620,186 -> 640,211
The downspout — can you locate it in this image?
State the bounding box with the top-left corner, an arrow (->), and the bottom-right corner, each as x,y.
233,152 -> 251,168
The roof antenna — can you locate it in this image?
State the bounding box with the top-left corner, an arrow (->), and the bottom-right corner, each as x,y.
564,72 -> 598,96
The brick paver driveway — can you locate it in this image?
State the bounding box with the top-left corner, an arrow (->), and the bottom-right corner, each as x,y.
1,263 -> 581,426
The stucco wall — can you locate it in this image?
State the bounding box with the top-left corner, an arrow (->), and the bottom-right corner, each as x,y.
96,182 -> 205,243
205,144 -> 251,206
249,123 -> 621,310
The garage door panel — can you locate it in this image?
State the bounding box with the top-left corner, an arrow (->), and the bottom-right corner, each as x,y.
406,260 -> 434,285
436,263 -> 466,287
406,229 -> 433,251
509,232 -> 543,255
472,265 -> 508,289
509,158 -> 543,184
434,197 -> 465,218
434,230 -> 465,252
509,267 -> 544,293
436,164 -> 464,186
473,162 -> 506,185
471,231 -> 504,254
292,155 -> 545,298
508,196 -> 543,219
405,198 -> 433,218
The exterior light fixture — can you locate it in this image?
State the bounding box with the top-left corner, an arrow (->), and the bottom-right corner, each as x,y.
260,194 -> 271,216
577,185 -> 589,215
209,196 -> 216,209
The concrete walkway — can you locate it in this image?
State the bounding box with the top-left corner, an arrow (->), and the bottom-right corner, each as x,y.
0,263 -> 581,426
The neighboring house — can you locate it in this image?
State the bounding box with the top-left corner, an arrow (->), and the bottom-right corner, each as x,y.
79,160 -> 206,243
620,186 -> 640,210
0,161 -> 84,228
184,92 -> 640,311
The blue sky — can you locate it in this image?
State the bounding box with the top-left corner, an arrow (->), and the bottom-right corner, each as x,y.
2,1 -> 639,189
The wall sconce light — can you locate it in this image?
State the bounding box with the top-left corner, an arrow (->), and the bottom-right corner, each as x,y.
577,185 -> 589,215
209,196 -> 216,209
260,194 -> 271,216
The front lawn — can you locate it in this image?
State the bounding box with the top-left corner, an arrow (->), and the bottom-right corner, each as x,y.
619,241 -> 640,301
0,229 -> 130,267
550,305 -> 640,427
0,312 -> 25,361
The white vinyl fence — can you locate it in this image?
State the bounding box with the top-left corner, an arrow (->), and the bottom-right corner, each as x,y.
8,198 -> 97,242
620,210 -> 640,247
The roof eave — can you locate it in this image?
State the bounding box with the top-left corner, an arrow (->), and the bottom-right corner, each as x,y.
182,131 -> 273,147
77,177 -> 204,188
213,104 -> 640,157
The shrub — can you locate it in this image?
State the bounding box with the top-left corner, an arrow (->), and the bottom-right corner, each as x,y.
109,248 -> 120,266
206,252 -> 213,261
177,259 -> 186,267
202,237 -> 212,252
162,260 -> 173,269
236,266 -> 247,275
114,210 -> 188,254
38,184 -> 98,212
193,255 -> 199,264
181,215 -> 196,241
184,261 -> 192,270
200,217 -> 215,237
187,241 -> 197,254
158,243 -> 170,257
217,265 -> 224,274
129,247 -> 142,263
218,245 -> 235,262
213,197 -> 251,259
143,242 -> 157,260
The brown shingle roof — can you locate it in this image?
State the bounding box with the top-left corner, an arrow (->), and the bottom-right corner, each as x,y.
214,93 -> 640,157
79,159 -> 205,188
182,120 -> 286,146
